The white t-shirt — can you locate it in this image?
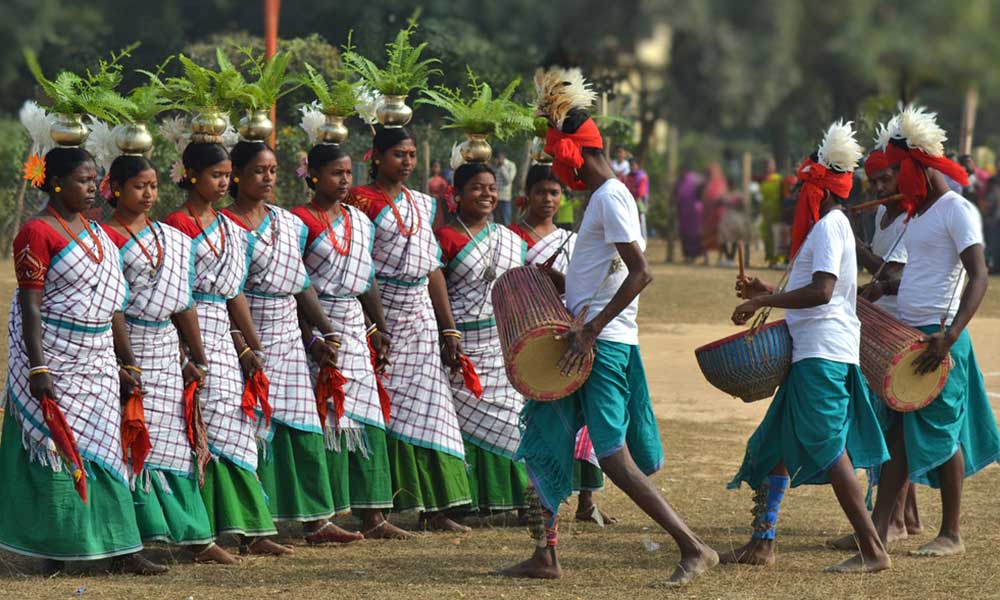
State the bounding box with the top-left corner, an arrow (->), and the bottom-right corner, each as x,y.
784,209 -> 860,365
897,191 -> 984,327
565,178 -> 646,345
870,205 -> 908,316
611,159 -> 630,179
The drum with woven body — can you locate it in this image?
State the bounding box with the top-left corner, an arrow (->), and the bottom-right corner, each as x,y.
695,320 -> 792,402
857,297 -> 951,412
492,266 -> 593,400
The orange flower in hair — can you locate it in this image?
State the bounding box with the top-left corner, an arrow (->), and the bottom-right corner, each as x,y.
23,154 -> 45,188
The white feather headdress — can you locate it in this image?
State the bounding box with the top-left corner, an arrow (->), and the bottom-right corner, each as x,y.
533,67 -> 597,130
892,105 -> 947,157
299,101 -> 326,145
84,117 -> 122,173
816,120 -> 863,173
19,101 -> 55,156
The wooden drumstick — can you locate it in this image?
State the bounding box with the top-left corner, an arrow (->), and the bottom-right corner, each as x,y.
850,193 -> 906,213
737,242 -> 745,280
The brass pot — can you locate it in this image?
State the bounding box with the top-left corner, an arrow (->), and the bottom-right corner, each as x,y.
115,122 -> 154,155
190,110 -> 227,143
529,136 -> 553,164
238,109 -> 274,142
316,113 -> 349,145
50,113 -> 89,147
376,94 -> 412,128
459,133 -> 493,164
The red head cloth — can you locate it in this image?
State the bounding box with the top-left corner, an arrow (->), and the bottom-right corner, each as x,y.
883,142 -> 969,216
544,118 -> 604,191
791,157 -> 855,258
864,150 -> 892,179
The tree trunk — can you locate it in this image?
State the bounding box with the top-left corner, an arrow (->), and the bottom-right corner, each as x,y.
8,150 -> 31,257
663,125 -> 680,263
959,83 -> 979,156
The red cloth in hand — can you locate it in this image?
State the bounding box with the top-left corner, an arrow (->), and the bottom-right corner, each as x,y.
241,370 -> 272,426
459,355 -> 484,399
368,338 -> 392,425
121,388 -> 151,476
183,380 -> 199,447
41,394 -> 87,503
315,366 -> 348,427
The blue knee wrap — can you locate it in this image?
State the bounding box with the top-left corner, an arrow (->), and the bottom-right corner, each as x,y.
751,474 -> 789,540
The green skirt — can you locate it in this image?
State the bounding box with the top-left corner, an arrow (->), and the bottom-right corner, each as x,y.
900,328 -> 1000,488
258,423 -> 335,522
573,460 -> 605,493
201,456 -> 276,536
464,441 -> 529,512
133,469 -> 214,546
326,425 -> 394,512
729,359 -> 890,489
0,412 -> 143,560
387,435 -> 471,512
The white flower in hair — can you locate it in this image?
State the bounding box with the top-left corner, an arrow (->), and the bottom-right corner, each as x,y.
159,115 -> 191,154
533,67 -> 598,130
299,101 -> 325,145
816,120 -> 863,173
355,86 -> 381,126
449,141 -> 465,171
169,159 -> 186,184
84,117 -> 122,173
895,105 -> 947,157
19,100 -> 55,155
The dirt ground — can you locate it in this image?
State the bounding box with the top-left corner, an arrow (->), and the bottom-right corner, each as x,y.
2,243 -> 1000,599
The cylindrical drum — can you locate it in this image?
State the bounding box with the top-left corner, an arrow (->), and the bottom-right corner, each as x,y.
858,298 -> 951,412
492,266 -> 593,400
694,320 -> 792,403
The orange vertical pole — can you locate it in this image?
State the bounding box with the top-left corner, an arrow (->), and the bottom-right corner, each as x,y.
264,0 -> 280,148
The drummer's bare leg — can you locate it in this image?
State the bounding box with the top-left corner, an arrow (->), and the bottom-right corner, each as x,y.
719,463 -> 789,566
904,483 -> 923,535
498,488 -> 562,579
824,453 -> 892,573
910,449 -> 965,557
598,446 -> 718,586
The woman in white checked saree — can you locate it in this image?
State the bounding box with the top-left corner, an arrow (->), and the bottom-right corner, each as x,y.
0,147 -> 164,574
164,142 -> 289,557
509,165 -> 614,525
347,127 -> 472,532
436,163 -> 529,514
292,144 -> 410,539
224,141 -> 361,545
101,155 -> 238,564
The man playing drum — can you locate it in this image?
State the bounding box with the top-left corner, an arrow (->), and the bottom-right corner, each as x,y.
722,121 -> 892,573
856,106 -> 998,558
499,67 -> 718,587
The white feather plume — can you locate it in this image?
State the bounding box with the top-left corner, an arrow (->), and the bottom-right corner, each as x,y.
84,117 -> 122,173
299,101 -> 326,145
533,67 -> 598,129
355,86 -> 382,126
816,120 -> 863,173
19,101 -> 55,155
220,114 -> 239,151
159,115 -> 191,154
873,115 -> 899,151
449,141 -> 465,171
895,105 -> 947,157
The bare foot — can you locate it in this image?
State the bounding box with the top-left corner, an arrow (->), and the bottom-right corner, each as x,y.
827,526 -> 908,551
909,535 -> 964,557
422,513 -> 472,533
823,552 -> 891,573
575,504 -> 618,526
242,538 -> 295,556
718,538 -> 775,566
363,517 -> 413,540
305,521 -> 364,545
649,545 -> 719,588
192,543 -> 242,565
906,522 -> 924,536
109,553 -> 170,575
496,546 -> 561,579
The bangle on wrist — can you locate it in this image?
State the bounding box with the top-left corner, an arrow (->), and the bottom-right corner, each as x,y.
366,324 -> 378,338
180,357 -> 190,370
28,366 -> 50,377
440,328 -> 462,340
230,329 -> 244,337
238,347 -> 252,359
121,364 -> 143,375
307,336 -> 321,350
194,362 -> 209,373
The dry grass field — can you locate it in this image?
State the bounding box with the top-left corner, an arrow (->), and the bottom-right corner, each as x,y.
2,242 -> 1000,599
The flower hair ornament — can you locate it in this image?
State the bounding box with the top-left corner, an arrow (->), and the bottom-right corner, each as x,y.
19,101 -> 56,189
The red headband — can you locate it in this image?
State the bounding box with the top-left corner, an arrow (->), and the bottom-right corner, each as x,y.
544,118 -> 604,191
883,142 -> 968,215
791,157 -> 854,257
864,150 -> 892,178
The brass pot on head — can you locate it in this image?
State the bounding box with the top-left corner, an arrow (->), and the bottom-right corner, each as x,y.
115,123 -> 154,155
376,94 -> 413,128
316,112 -> 349,145
238,109 -> 274,142
50,113 -> 89,147
190,110 -> 228,144
529,136 -> 553,164
459,133 -> 493,164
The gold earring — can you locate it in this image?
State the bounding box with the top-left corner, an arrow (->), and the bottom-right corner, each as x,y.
114,191 -> 121,198
54,186 -> 62,193
374,159 -> 380,165
190,177 -> 197,184
233,176 -> 240,183
311,177 -> 319,183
